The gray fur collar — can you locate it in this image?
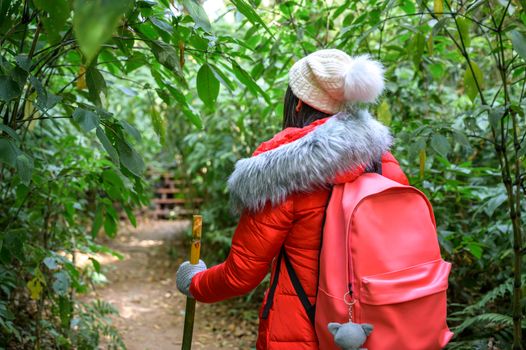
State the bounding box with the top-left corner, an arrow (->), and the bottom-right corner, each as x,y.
227,110 -> 392,213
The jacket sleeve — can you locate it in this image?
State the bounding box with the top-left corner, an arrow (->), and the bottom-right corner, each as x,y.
382,151 -> 409,185
189,199 -> 294,303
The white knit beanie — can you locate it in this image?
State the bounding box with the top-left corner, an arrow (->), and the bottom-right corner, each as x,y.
288,49 -> 385,114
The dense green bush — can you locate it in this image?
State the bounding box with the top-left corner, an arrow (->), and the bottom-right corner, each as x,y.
0,0 -> 238,347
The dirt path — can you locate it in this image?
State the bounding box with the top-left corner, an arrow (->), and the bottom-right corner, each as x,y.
85,220 -> 258,350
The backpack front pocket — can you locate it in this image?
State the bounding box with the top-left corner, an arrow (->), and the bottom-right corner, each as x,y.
358,259 -> 454,350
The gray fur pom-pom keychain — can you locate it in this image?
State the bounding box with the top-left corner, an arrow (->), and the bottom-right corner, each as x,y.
328,322 -> 373,350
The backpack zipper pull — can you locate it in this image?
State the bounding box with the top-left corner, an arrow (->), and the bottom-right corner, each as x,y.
344,284 -> 356,322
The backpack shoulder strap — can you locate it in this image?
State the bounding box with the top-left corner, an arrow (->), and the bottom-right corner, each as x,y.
283,249 -> 316,325
261,248 -> 315,325
261,250 -> 283,320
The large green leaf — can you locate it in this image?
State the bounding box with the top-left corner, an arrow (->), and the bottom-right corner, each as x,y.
123,205 -> 137,227
52,271 -> 70,296
34,0 -> 70,44
15,55 -> 31,72
182,0 -> 211,32
0,0 -> 11,25
57,297 -> 73,330
463,61 -> 483,102
116,139 -> 145,176
0,138 -> 19,167
430,134 -> 451,158
0,124 -> 20,143
2,229 -> 26,262
72,108 -> 100,132
164,84 -> 187,105
182,107 -> 202,129
91,205 -> 104,238
489,106 -> 505,131
148,40 -> 184,79
510,30 -> 526,61
96,126 -> 119,164
230,0 -> 273,37
29,77 -> 61,110
86,66 -> 107,106
400,0 -> 416,14
0,75 -> 21,101
231,61 -> 270,104
43,257 -> 59,270
102,169 -> 125,200
104,213 -> 117,238
149,17 -> 173,35
73,0 -> 133,64
428,62 -> 445,80
411,32 -> 425,66
120,120 -> 141,142
162,85 -> 202,128
197,63 -> 220,107
457,17 -> 471,48
16,153 -> 33,185
126,52 -> 148,73
209,64 -> 236,92
150,107 -> 166,144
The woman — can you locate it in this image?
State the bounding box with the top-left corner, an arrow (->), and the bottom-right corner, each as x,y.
176,49 -> 409,349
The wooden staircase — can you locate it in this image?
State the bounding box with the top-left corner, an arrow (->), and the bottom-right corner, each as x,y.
152,173 -> 201,220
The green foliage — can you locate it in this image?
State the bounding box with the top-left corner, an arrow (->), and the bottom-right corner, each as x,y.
73,0 -> 133,64
182,0 -> 211,32
0,0 -> 231,347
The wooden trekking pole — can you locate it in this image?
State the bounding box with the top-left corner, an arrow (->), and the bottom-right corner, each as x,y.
181,215 -> 202,350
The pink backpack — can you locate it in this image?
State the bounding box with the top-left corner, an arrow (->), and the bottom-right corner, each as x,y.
315,173 -> 454,349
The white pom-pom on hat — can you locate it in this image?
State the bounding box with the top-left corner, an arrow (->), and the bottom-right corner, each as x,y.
344,54 -> 384,103
288,49 -> 385,114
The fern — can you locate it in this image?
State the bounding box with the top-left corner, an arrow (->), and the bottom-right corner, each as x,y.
91,300 -> 119,317
459,274 -> 526,315
454,312 -> 513,334
445,338 -> 493,350
73,300 -> 124,349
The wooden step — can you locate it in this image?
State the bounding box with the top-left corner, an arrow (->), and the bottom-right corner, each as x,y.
153,198 -> 187,205
155,188 -> 183,194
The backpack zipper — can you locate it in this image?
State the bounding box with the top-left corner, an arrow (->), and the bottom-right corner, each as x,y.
345,186 -> 411,323
345,196 -> 358,323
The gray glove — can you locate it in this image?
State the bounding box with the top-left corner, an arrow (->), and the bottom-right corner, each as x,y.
176,260 -> 207,297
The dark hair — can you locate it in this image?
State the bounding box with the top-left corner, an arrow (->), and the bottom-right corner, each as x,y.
282,85 -> 331,129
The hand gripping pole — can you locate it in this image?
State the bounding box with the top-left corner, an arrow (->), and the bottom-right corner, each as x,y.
181,215 -> 202,350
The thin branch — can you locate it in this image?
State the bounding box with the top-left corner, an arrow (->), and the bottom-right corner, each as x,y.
18,115 -> 71,124
33,39 -> 76,57
438,0 -> 487,105
28,22 -> 41,59
466,133 -> 496,144
498,0 -> 513,30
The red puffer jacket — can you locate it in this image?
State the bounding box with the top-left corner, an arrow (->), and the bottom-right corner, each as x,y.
190,111 -> 409,349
